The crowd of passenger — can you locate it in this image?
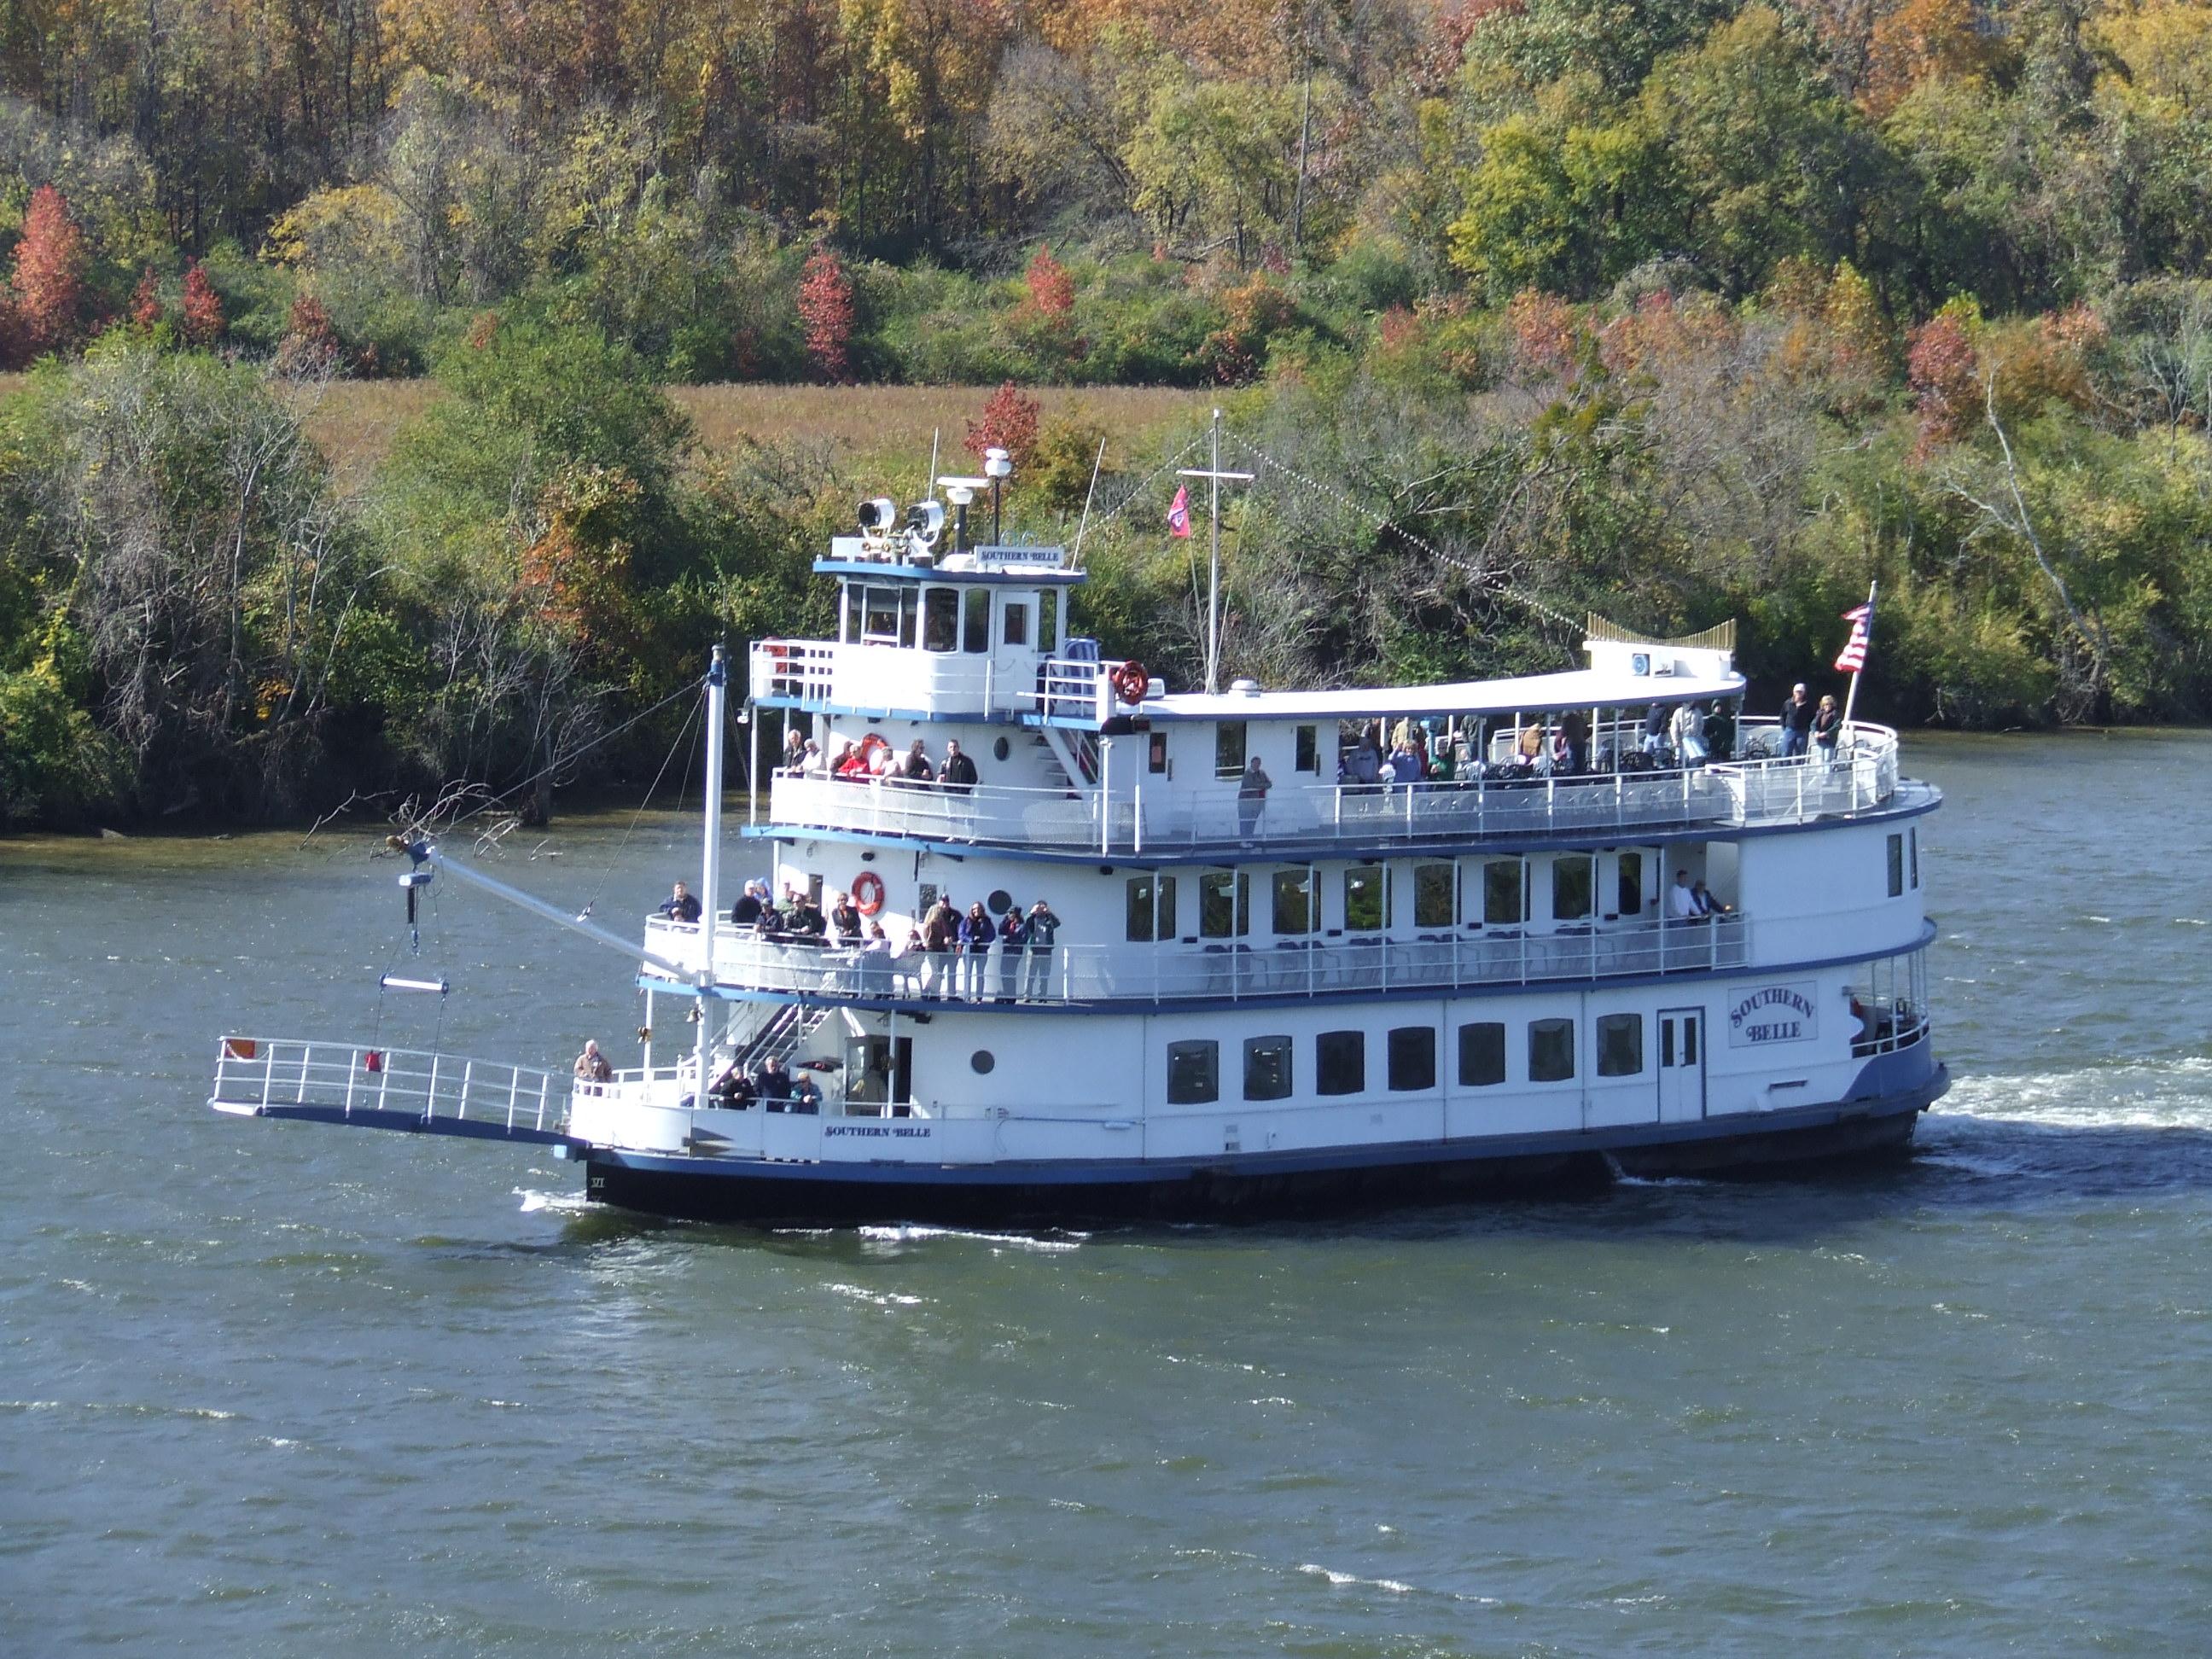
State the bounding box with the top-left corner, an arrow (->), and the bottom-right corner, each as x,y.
779,728 -> 980,793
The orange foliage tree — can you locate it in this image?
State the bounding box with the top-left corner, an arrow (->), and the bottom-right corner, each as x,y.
966,381 -> 1041,469
180,261 -> 224,347
13,184 -> 86,356
797,246 -> 855,382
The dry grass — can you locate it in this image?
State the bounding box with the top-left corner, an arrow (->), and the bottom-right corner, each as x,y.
0,370 -> 1210,489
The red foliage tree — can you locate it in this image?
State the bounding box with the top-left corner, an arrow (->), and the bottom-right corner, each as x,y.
130,266 -> 164,332
13,184 -> 86,355
965,380 -> 1041,469
180,260 -> 224,347
1024,245 -> 1074,319
797,246 -> 855,382
276,292 -> 341,375
1906,310 -> 1980,457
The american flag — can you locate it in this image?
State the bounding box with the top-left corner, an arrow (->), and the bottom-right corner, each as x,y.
1167,484 -> 1192,538
1834,600 -> 1875,673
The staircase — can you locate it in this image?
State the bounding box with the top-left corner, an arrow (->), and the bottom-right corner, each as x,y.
726,1001 -> 835,1075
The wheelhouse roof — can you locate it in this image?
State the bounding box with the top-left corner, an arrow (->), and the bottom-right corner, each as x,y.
1143,666 -> 1747,724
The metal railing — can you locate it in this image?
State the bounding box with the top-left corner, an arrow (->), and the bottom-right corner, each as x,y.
764,720 -> 1903,853
644,913 -> 1750,1007
1848,999 -> 1930,1058
208,1036 -> 562,1135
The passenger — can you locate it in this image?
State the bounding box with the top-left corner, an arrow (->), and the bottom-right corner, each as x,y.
800,737 -> 824,775
755,1054 -> 794,1104
829,739 -> 859,778
790,1071 -> 824,1115
830,890 -> 864,943
1641,702 -> 1669,759
730,878 -> 766,927
1516,724 -> 1544,767
1388,743 -> 1423,785
753,891 -> 785,940
1671,701 -> 1708,766
1692,880 -> 1732,917
958,901 -> 994,998
657,881 -> 703,925
1560,712 -> 1590,774
995,905 -> 1027,1002
920,895 -> 959,997
940,738 -> 978,795
1779,683 -> 1814,758
1237,754 -> 1272,844
859,919 -> 897,995
899,740 -> 935,787
785,887 -> 827,944
1347,733 -> 1382,788
1812,694 -> 1843,764
868,740 -> 896,779
1023,898 -> 1062,1002
781,727 -> 807,774
1706,701 -> 1738,761
1668,870 -> 1703,922
573,1039 -> 613,1084
708,1058 -> 754,1107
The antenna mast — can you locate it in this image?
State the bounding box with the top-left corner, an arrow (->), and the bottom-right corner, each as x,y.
1179,408 -> 1253,695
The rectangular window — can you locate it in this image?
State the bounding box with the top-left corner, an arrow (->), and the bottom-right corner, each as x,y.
1166,1040 -> 1218,1104
1243,1036 -> 1293,1101
922,587 -> 958,652
1272,869 -> 1315,934
1616,851 -> 1644,918
1909,828 -> 1919,889
1529,1017 -> 1575,1082
841,587 -> 860,643
1458,1022 -> 1506,1086
898,591 -> 916,648
1215,721 -> 1248,778
1343,866 -> 1388,933
1597,1013 -> 1643,1077
1125,876 -> 1176,942
1388,1027 -> 1437,1091
963,588 -> 990,654
1039,590 -> 1058,654
1316,1030 -> 1365,1096
1887,833 -> 1904,898
1413,863 -> 1455,928
1552,854 -> 1593,922
1295,724 -> 1318,773
863,585 -> 901,641
1148,732 -> 1168,775
1199,870 -> 1249,938
1002,599 -> 1029,647
1483,860 -> 1526,926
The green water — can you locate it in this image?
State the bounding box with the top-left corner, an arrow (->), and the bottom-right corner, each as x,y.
4,731 -> 2209,1655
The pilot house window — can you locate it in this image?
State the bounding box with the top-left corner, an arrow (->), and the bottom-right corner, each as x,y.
921,587 -> 958,652
1216,721 -> 1248,778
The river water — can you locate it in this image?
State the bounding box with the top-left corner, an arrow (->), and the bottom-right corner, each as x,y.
3,731 -> 2209,1656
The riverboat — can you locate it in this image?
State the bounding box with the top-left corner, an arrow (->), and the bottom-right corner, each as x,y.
211,474 -> 1947,1225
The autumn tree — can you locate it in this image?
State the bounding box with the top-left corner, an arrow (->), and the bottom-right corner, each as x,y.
276,294 -> 341,375
180,261 -> 224,347
13,185 -> 86,356
130,267 -> 163,332
797,246 -> 854,382
966,381 -> 1041,469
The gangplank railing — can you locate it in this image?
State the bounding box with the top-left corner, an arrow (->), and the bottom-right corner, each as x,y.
208,1037 -> 564,1137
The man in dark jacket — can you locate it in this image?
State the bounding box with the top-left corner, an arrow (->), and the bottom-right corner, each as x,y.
940,739 -> 978,795
1779,683 -> 1815,758
658,881 -> 702,924
1022,899 -> 1062,1002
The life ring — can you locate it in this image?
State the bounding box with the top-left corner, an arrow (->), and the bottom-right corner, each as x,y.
852,871 -> 887,915
859,732 -> 891,760
1111,661 -> 1150,705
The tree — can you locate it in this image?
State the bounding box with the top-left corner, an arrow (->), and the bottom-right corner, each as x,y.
180,261 -> 224,347
277,294 -> 341,376
130,267 -> 163,333
797,246 -> 855,382
966,381 -> 1041,469
13,185 -> 86,357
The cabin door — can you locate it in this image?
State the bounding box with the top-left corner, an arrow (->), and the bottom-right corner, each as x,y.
1657,1008 -> 1706,1121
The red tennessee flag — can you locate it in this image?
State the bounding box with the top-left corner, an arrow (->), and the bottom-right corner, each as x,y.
1167,484 -> 1192,538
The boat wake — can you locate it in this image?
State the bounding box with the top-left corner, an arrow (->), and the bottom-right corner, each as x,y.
1915,1055 -> 2212,1196
856,1223 -> 1088,1252
1935,1056 -> 2212,1132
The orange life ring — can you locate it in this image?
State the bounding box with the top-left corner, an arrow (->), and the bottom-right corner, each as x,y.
859,732 -> 890,760
852,870 -> 887,915
1111,661 -> 1150,705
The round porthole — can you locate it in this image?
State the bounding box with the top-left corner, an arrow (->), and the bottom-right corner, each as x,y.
989,888 -> 1014,915
970,1050 -> 996,1074
993,736 -> 1010,762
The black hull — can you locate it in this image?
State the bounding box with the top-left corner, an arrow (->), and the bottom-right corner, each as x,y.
580,1080 -> 1939,1229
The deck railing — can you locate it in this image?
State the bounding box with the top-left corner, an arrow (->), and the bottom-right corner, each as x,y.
764,720 -> 1903,854
644,912 -> 1750,1007
208,1037 -> 562,1135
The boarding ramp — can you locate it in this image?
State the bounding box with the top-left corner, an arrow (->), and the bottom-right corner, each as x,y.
208,1036 -> 580,1148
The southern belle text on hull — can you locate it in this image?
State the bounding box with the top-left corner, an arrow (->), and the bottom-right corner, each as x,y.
211,464 -> 1947,1225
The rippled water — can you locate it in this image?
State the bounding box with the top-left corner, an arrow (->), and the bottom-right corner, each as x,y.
5,731 -> 2210,1656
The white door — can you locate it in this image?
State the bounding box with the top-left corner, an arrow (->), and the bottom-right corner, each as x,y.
1657,1008 -> 1706,1122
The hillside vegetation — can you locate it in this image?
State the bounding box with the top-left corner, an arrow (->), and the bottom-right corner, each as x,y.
3,0 -> 2212,826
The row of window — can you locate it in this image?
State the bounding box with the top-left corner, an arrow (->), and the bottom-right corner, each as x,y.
1162,1012 -> 1653,1104
1125,853 -> 1652,943
842,584 -> 1060,655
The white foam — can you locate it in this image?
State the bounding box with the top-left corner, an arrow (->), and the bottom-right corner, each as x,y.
1299,1564 -> 1413,1594
827,1281 -> 926,1307
1938,1057 -> 2212,1132
515,1187 -> 593,1214
857,1224 -> 1086,1252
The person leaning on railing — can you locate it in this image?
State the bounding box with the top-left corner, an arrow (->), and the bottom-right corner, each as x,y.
1022,899 -> 1062,1001
657,881 -> 702,925
573,1039 -> 613,1085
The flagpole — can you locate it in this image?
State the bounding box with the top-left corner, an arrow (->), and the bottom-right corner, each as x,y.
1207,408 -> 1222,695
1839,579 -> 1877,742
1069,438 -> 1107,569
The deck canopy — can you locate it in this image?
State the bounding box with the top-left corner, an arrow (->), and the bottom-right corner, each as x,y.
1144,665 -> 1747,724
